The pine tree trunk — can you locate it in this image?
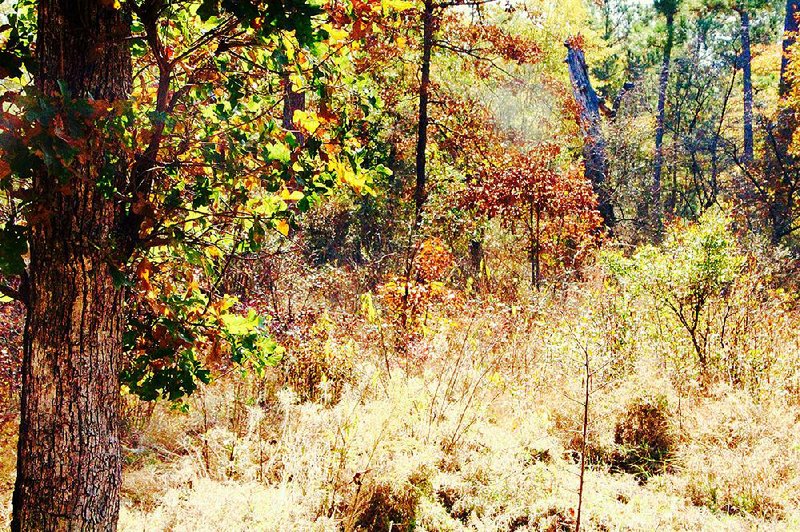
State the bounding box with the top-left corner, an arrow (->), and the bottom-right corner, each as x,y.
739,8 -> 754,163
12,1 -> 132,530
653,13 -> 674,235
780,0 -> 800,98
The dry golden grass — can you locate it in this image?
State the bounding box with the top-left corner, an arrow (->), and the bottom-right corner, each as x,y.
114,272 -> 800,530
0,418 -> 16,527
3,237 -> 800,531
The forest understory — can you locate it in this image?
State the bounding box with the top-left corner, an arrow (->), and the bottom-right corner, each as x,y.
4,219 -> 800,531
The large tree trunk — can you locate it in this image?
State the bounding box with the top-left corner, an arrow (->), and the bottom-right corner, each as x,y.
565,42 -> 616,229
12,1 -> 132,530
653,13 -> 675,234
738,8 -> 754,164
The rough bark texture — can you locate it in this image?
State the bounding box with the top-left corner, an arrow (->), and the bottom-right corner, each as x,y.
12,0 -> 132,530
739,8 -> 754,163
564,42 -> 616,228
653,13 -> 675,234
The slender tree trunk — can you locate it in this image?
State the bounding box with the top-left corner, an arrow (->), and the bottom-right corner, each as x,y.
739,8 -> 754,164
564,41 -> 616,229
653,14 -> 675,234
12,1 -> 131,530
575,349 -> 591,532
780,0 -> 800,98
711,66 -> 737,206
535,208 -> 540,291
530,203 -> 541,290
401,0 -> 434,328
468,226 -> 485,290
778,0 -> 799,141
414,0 -> 434,227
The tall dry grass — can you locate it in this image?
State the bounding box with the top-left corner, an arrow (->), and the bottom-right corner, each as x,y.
115,255 -> 800,531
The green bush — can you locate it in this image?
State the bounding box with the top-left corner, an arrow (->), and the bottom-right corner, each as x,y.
603,208 -> 745,378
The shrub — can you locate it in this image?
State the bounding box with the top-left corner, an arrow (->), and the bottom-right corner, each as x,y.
612,396 -> 674,480
280,312 -> 353,403
603,207 -> 745,380
351,481 -> 419,531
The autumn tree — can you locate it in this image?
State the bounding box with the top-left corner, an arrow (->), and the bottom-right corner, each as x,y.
407,2 -> 543,226
0,0 -> 385,527
735,0 -> 800,244
337,2 -> 542,321
700,0 -> 774,165
464,144 -> 602,289
767,0 -> 800,242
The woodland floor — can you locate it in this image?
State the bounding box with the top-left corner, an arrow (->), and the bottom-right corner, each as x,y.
3,272 -> 800,531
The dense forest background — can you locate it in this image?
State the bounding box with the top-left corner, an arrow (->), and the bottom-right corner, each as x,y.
2,0 -> 800,529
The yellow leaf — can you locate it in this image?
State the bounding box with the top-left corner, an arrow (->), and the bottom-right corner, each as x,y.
282,34 -> 295,61
221,310 -> 260,335
322,23 -> 349,44
275,219 -> 289,236
382,0 -> 415,12
219,294 -> 238,312
289,73 -> 305,92
279,188 -> 304,201
293,110 -> 321,134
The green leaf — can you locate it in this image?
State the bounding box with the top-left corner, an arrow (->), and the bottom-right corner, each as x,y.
110,264 -> 134,288
0,224 -> 28,276
197,0 -> 220,21
265,141 -> 291,163
221,309 -> 261,335
0,50 -> 23,79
